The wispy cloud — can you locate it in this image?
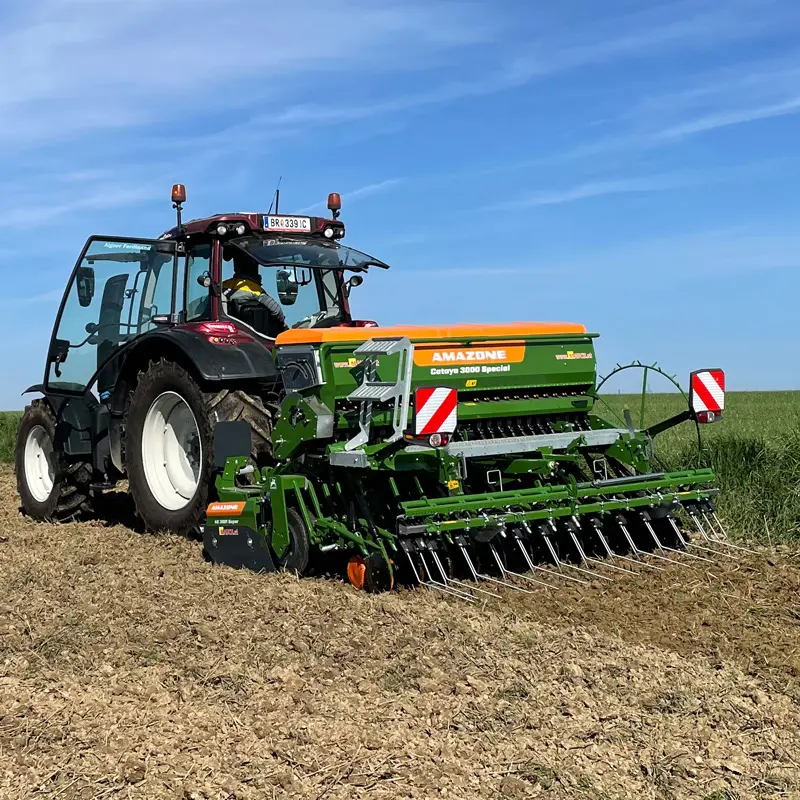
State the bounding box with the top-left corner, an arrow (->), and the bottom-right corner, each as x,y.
651,96 -> 800,142
0,181 -> 159,228
127,0 -> 800,159
550,225 -> 800,279
542,59 -> 800,163
0,0 -> 494,147
485,174 -> 694,211
294,178 -> 406,214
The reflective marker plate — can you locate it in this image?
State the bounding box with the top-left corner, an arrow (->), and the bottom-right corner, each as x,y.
264,215 -> 311,233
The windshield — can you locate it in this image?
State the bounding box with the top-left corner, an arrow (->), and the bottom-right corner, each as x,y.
220,241 -> 352,334
230,235 -> 389,271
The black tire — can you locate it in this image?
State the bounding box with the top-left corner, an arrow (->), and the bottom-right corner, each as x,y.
15,399 -> 92,522
207,388 -> 273,465
364,552 -> 394,593
125,359 -> 214,535
279,508 -> 310,575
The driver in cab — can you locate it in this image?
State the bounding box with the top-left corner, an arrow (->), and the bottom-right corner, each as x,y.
222,247 -> 287,336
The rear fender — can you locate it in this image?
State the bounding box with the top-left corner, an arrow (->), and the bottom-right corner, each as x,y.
114,328 -> 280,389
31,393 -> 100,461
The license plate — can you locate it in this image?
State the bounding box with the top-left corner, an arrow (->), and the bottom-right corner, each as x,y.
264,215 -> 311,233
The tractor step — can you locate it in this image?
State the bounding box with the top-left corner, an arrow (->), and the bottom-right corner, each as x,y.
348,382 -> 399,402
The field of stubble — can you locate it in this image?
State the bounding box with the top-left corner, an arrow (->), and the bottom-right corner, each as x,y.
1,464 -> 799,800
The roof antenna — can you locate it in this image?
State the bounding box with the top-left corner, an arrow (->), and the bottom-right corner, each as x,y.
267,176 -> 282,215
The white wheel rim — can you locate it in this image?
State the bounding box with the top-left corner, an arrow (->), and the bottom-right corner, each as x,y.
24,425 -> 56,502
142,391 -> 202,511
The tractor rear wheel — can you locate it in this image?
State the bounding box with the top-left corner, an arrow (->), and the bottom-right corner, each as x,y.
125,359 -> 214,535
125,359 -> 276,535
207,388 -> 273,465
15,399 -> 93,522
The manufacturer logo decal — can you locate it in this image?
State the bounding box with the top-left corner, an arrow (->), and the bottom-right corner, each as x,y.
207,502 -> 246,516
333,357 -> 381,369
415,343 -> 525,377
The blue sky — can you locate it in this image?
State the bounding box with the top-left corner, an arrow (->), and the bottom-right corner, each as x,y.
2,0 -> 800,408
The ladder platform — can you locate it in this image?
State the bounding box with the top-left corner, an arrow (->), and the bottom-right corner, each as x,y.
347,382 -> 398,402
354,337 -> 407,356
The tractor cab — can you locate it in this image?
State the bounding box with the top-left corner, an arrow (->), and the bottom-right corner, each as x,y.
40,186 -> 388,399
160,187 -> 388,341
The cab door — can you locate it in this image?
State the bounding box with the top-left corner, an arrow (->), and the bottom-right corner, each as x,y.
44,236 -> 178,396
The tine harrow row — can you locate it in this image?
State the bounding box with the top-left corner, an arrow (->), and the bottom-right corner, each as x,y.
396,498 -> 755,601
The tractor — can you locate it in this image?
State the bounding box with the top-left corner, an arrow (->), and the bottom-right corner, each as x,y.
15,185 -> 740,594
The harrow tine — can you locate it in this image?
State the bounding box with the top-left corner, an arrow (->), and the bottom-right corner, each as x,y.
702,512 -> 726,540
703,508 -> 755,552
537,522 -> 599,583
458,542 -> 481,581
712,512 -> 734,540
483,543 -> 537,593
500,567 -> 554,589
566,519 -> 616,579
432,549 -> 501,599
616,519 -> 667,569
641,516 -> 712,564
411,550 -> 476,602
698,511 -> 729,544
515,534 -> 586,586
588,519 -> 639,572
667,517 -> 736,559
688,510 -> 759,555
450,577 -> 503,599
691,502 -> 733,543
710,514 -> 759,555
500,550 -> 556,589
456,542 -> 515,596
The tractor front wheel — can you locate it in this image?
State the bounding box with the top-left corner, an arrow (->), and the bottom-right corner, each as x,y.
15,399 -> 92,522
125,359 -> 214,535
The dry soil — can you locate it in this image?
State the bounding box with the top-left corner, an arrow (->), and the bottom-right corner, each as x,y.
1,466 -> 799,800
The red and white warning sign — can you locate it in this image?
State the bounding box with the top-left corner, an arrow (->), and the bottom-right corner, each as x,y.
690,369 -> 725,414
414,387 -> 458,436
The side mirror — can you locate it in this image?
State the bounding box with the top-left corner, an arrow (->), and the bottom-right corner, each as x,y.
276,268 -> 299,306
75,266 -> 95,307
345,274 -> 364,297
